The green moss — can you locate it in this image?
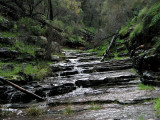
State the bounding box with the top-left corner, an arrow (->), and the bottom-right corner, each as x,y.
89,42 -> 109,56
138,83 -> 155,90
154,98 -> 160,116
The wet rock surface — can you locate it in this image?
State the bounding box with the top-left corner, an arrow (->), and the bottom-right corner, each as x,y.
1,50 -> 160,120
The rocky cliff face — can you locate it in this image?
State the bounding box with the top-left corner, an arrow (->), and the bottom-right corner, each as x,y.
119,3 -> 160,86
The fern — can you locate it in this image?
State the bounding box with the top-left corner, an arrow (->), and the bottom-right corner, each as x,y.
147,3 -> 160,16
137,7 -> 147,20
150,13 -> 160,26
129,23 -> 143,39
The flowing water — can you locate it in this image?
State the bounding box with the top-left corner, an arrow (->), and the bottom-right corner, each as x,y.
1,50 -> 160,120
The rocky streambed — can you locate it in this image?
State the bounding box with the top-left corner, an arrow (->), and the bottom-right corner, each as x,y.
0,50 -> 160,120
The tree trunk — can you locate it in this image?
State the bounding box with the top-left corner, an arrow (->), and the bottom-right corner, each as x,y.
48,0 -> 53,20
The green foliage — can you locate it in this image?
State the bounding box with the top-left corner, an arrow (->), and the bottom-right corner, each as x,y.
0,32 -> 21,38
51,19 -> 64,29
67,35 -> 85,46
22,62 -> 51,81
137,7 -> 147,20
65,25 -> 74,34
147,3 -> 160,16
119,2 -> 160,38
129,23 -> 143,39
64,106 -> 74,115
18,17 -> 38,26
0,14 -> 6,23
154,98 -> 160,116
0,62 -> 21,78
13,24 -> 18,29
85,27 -> 96,34
150,13 -> 160,26
31,25 -> 47,35
119,17 -> 137,36
151,37 -> 160,55
26,106 -> 44,116
90,42 -> 109,56
138,83 -> 155,90
18,17 -> 46,35
11,41 -> 38,56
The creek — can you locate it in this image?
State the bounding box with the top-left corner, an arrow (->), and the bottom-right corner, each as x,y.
1,50 -> 160,120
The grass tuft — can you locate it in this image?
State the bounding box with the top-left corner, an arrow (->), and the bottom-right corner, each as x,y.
64,106 -> 74,115
154,98 -> 160,116
26,106 -> 44,116
138,83 -> 155,91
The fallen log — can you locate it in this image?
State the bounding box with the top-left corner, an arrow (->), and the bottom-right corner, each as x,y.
101,34 -> 117,62
0,77 -> 45,102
